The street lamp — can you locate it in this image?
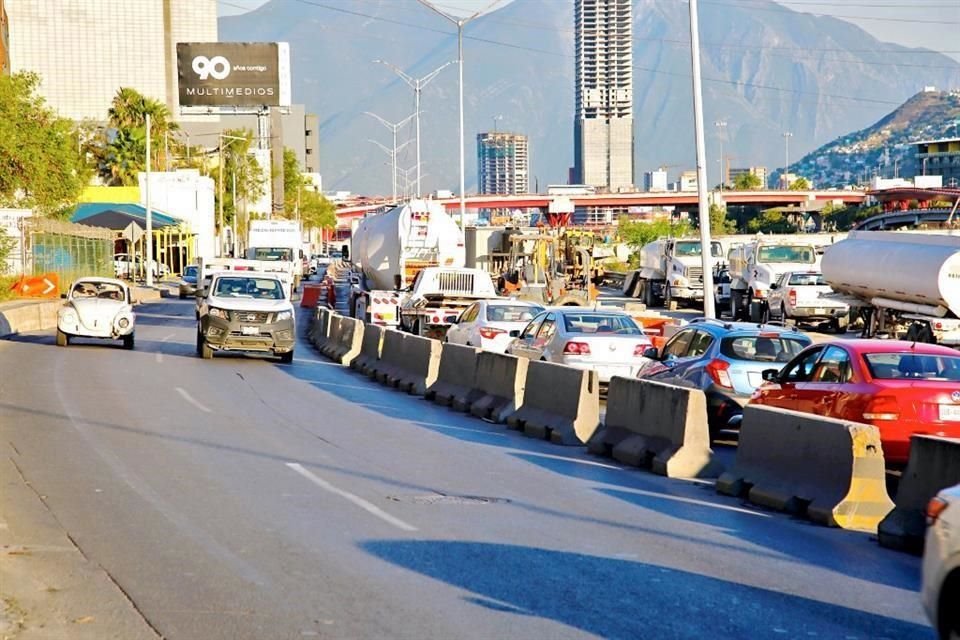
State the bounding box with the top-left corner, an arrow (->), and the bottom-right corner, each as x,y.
373,58 -> 456,198
365,111 -> 416,202
714,120 -> 727,192
782,131 -> 794,190
416,0 -> 503,227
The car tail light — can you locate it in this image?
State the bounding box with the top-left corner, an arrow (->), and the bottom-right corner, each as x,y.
563,341 -> 591,355
788,289 -> 797,307
432,316 -> 440,323
753,289 -> 766,299
927,496 -> 949,525
633,343 -> 650,356
705,359 -> 733,389
862,395 -> 900,421
479,327 -> 506,340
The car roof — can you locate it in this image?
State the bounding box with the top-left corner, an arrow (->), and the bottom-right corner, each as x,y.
815,339 -> 960,356
212,271 -> 283,281
546,307 -> 632,317
72,276 -> 128,287
684,319 -> 808,337
490,299 -> 543,307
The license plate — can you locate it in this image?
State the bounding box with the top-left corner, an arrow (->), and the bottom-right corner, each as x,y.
814,308 -> 825,315
241,326 -> 260,336
939,405 -> 960,421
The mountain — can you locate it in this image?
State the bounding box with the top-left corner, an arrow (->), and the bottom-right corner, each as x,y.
219,0 -> 960,194
785,90 -> 960,188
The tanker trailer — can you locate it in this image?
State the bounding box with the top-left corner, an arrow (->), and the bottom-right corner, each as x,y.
821,231 -> 960,345
348,199 -> 465,325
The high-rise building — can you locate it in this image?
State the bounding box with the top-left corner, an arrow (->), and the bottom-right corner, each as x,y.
574,0 -> 633,192
477,132 -> 529,195
4,0 -> 216,121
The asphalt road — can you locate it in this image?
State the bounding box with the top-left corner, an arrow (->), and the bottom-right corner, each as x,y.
0,295 -> 933,639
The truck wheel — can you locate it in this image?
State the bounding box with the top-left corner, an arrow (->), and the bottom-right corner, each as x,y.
760,304 -> 770,324
56,329 -> 69,347
749,300 -> 764,324
664,286 -> 674,310
642,281 -> 654,308
200,335 -> 214,359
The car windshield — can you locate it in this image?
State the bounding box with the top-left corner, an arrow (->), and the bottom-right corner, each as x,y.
864,353 -> 960,380
72,281 -> 125,301
251,248 -> 293,261
487,304 -> 543,322
757,245 -> 816,264
213,277 -> 284,300
720,335 -> 808,363
184,266 -> 198,278
563,313 -> 642,335
787,272 -> 826,286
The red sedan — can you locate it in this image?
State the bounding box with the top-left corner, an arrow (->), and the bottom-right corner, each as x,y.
751,340 -> 960,465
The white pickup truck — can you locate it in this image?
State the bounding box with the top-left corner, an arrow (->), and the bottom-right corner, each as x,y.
399,267 -> 499,339
765,270 -> 850,332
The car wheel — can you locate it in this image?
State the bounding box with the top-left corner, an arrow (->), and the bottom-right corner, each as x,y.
122,334 -> 135,350
782,304 -> 796,327
200,335 -> 213,359
279,350 -> 294,364
56,328 -> 68,347
938,571 -> 960,640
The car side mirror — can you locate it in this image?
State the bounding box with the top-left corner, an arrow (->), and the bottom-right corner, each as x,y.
761,369 -> 780,382
509,330 -> 520,338
770,283 -> 778,290
642,346 -> 660,360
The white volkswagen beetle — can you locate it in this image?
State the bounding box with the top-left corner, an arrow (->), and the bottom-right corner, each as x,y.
57,277 -> 136,349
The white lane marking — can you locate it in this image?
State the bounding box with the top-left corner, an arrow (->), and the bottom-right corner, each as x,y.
156,333 -> 176,363
308,381 -> 371,391
175,387 -> 212,414
286,463 -> 418,532
507,451 -> 622,470
292,358 -> 339,366
615,488 -> 771,518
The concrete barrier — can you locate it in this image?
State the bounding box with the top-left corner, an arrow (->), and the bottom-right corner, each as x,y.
879,435 -> 960,553
351,323 -> 383,375
393,334 -> 441,396
323,316 -> 363,366
309,308 -> 332,352
0,300 -> 63,337
587,377 -> 723,479
506,361 -> 600,445
468,352 -> 527,423
717,405 -> 894,531
425,343 -> 483,408
371,329 -> 407,385
319,314 -> 342,359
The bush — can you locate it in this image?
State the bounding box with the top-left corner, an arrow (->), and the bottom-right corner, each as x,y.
0,275 -> 19,302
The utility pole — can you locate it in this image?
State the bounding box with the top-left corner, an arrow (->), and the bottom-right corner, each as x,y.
365,111 -> 416,201
688,0 -> 715,318
714,120 -> 727,192
782,132 -> 794,190
374,59 -> 455,198
145,113 -> 153,287
417,0 -> 502,227
232,167 -> 238,258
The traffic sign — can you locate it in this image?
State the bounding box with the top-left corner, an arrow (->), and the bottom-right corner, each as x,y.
12,273 -> 59,298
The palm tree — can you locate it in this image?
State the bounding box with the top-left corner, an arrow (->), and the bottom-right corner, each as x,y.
106,88 -> 179,170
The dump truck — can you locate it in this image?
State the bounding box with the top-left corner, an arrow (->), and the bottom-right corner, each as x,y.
822,231 -> 960,345
623,238 -> 724,309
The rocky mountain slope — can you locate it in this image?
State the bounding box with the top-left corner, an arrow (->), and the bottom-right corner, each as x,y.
220,0 -> 960,194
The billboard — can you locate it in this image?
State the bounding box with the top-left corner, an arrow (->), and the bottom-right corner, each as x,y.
177,42 -> 291,108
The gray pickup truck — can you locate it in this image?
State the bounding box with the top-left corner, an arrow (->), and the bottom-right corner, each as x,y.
196,272 -> 296,362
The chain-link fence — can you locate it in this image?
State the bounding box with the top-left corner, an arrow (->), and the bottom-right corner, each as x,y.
24,218 -> 114,292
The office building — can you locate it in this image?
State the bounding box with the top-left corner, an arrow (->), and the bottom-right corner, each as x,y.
916,137 -> 960,187
728,166 -> 768,188
228,105 -> 320,174
643,169 -> 668,192
573,0 -> 634,192
477,132 -> 529,195
4,0 -> 217,121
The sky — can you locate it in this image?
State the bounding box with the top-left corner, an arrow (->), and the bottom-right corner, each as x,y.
217,0 -> 960,62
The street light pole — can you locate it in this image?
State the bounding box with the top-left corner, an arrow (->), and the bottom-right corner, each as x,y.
417,0 -> 502,227
374,59 -> 455,198
714,120 -> 727,192
145,113 -> 153,287
782,131 -> 793,189
688,0 -> 715,319
365,111 -> 416,202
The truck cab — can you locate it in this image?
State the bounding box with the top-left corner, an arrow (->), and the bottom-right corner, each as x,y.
399,267 -> 498,339
728,240 -> 818,321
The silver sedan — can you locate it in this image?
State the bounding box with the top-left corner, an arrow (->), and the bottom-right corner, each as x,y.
506,308 -> 652,385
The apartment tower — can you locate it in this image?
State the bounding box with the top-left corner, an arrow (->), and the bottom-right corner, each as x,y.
477,132 -> 529,195
573,0 -> 634,192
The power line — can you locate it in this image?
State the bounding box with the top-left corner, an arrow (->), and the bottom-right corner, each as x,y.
707,0 -> 960,25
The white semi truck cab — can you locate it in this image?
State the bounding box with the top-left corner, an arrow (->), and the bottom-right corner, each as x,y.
728,240 -> 819,321
625,238 -> 723,308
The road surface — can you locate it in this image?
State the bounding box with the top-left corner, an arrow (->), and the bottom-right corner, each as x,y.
0,296 -> 932,639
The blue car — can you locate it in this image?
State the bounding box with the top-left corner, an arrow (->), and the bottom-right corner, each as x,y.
637,319 -> 812,435
178,265 -> 199,299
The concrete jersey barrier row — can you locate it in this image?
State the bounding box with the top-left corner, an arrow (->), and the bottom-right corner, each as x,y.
0,300 -> 62,337
351,323 -> 383,376
468,351 -> 527,423
879,435 -> 960,553
587,377 -> 722,479
371,329 -> 407,385
425,343 -> 483,409
506,360 -> 600,445
717,405 -> 894,532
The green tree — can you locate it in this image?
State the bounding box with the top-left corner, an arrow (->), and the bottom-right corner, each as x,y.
217,129 -> 266,231
733,172 -> 762,191
618,216 -> 692,250
707,203 -> 737,234
280,147 -> 336,231
746,209 -> 798,234
0,72 -> 86,214
788,177 -> 811,191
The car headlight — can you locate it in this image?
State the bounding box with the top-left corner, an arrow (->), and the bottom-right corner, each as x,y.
61,309 -> 77,322
275,310 -> 293,322
209,307 -> 229,320
118,317 -> 130,329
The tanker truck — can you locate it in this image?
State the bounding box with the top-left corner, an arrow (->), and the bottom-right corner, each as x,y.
821,231 -> 960,345
622,238 -> 724,309
348,199 -> 466,328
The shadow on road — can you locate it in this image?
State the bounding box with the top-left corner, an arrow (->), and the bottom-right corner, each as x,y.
360,540 -> 930,640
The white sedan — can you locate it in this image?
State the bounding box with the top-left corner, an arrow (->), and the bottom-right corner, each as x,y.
506,308 -> 652,385
445,299 -> 544,353
57,277 -> 136,349
923,482 -> 960,640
